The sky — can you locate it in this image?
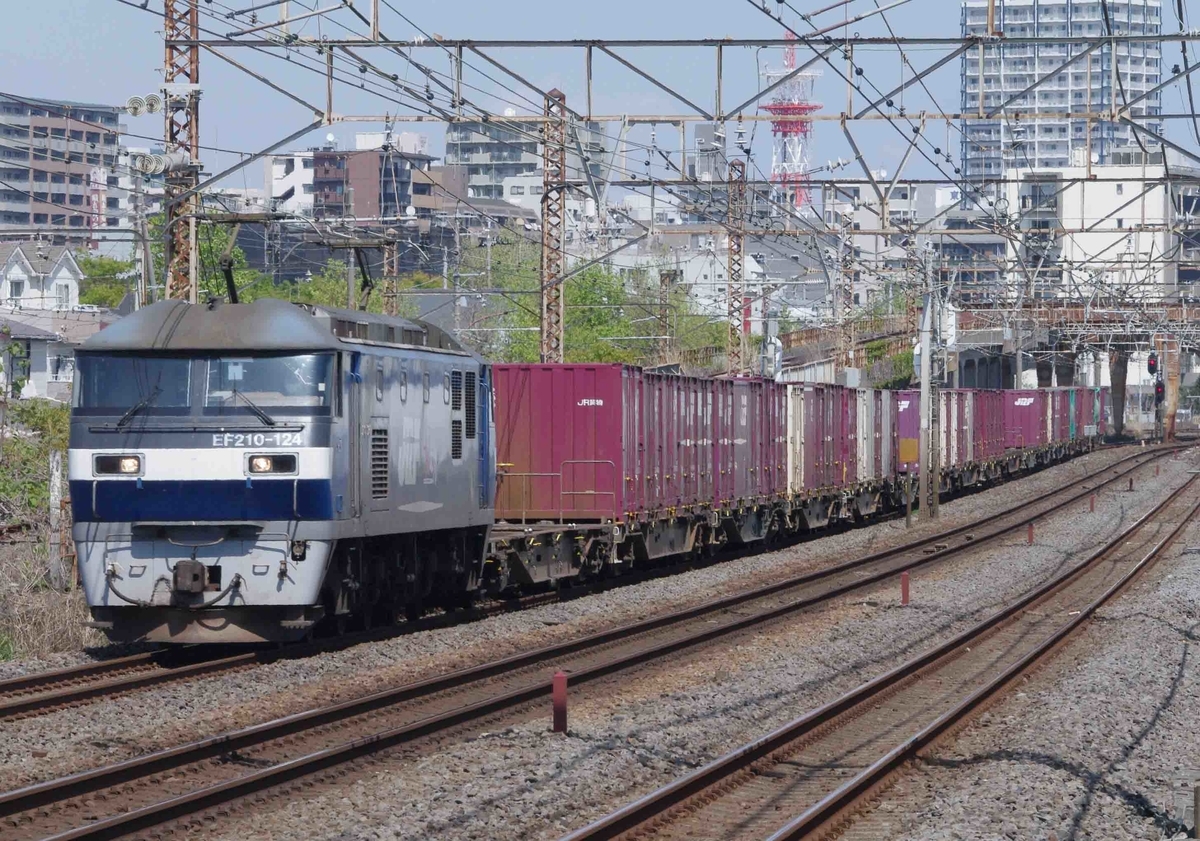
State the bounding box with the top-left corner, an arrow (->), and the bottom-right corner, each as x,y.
4,0 -> 992,194
7,1 -> 1194,200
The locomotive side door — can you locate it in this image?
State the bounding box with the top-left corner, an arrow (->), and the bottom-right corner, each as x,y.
347,351 -> 362,520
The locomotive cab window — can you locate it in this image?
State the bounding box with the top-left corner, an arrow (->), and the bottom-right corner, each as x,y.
74,354 -> 191,416
204,353 -> 335,416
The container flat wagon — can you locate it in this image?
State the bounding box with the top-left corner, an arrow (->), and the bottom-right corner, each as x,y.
487,364 -> 788,591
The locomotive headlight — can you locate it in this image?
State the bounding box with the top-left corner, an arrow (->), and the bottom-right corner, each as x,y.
94,454 -> 142,475
246,454 -> 297,475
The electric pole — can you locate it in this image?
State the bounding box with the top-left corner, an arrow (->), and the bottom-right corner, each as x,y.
918,294 -> 932,523
540,89 -> 567,363
727,158 -> 747,375
163,0 -> 201,303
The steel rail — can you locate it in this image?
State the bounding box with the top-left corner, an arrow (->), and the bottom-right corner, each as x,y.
0,447 -> 1156,722
0,448 -> 1175,838
0,590 -> 567,721
561,473 -> 1200,841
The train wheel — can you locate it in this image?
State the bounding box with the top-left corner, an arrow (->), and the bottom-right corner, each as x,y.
404,599 -> 423,623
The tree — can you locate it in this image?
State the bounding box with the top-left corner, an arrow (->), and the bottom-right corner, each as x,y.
148,217 -> 269,303
283,257 -> 420,318
75,253 -> 134,309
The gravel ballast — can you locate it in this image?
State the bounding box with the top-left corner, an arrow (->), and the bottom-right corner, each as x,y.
843,481 -> 1200,841
0,448 -> 1166,792
184,450 -> 1198,841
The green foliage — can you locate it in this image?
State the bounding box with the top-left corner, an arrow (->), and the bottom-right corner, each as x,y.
874,349 -> 915,389
449,238 -> 724,364
75,253 -> 134,309
10,399 -> 70,451
0,400 -> 68,523
865,339 -> 891,366
282,257 -> 420,318
0,633 -> 13,662
147,216 -> 270,303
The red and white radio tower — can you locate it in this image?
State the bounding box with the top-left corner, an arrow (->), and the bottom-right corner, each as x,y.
761,34 -> 820,213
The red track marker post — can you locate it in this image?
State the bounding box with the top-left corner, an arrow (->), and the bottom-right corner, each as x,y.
1027,522 -> 1034,545
1156,463 -> 1161,477
1129,477 -> 1135,492
900,571 -> 910,606
1089,494 -> 1095,513
552,670 -> 568,733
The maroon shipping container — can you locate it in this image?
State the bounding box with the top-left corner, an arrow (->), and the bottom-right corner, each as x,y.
784,383 -> 861,492
809,384 -> 837,488
895,389 -> 919,473
713,378 -> 787,504
493,364 -> 784,524
976,389 -> 1005,461
1004,390 -> 1049,450
493,364 -> 632,522
1051,389 -> 1071,443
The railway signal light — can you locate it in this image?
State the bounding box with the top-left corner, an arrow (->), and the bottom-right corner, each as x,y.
1154,378 -> 1165,405
1148,352 -> 1158,376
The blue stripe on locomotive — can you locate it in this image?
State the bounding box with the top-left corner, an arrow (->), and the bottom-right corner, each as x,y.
70,479 -> 335,522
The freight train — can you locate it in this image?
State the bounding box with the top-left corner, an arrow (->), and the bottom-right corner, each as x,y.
68,303 -> 1108,643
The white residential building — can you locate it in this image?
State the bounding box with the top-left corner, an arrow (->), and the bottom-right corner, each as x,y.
0,306 -> 112,401
960,0 -> 1163,178
999,150 -> 1200,301
265,150 -> 315,215
0,242 -> 81,309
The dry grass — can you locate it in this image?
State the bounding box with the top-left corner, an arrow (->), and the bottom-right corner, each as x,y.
0,540 -> 103,661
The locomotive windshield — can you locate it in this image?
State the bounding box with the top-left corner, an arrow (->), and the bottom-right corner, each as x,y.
75,352 -> 336,418
75,355 -> 192,414
205,354 -> 334,413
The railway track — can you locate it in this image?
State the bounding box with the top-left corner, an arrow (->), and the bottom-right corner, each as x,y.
561,473 -> 1200,841
0,589 -> 567,722
0,448 -> 1181,840
0,447 -> 1162,723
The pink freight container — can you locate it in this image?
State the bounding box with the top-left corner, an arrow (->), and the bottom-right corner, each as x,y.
493,364 -> 634,522
714,378 -> 787,504
976,389 -> 1005,461
493,364 -> 786,524
895,389 -> 920,473
785,383 -> 861,492
1004,390 -> 1049,450
1050,389 -> 1071,443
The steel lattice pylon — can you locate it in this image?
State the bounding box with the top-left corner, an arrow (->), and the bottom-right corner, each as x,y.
540,89 -> 567,363
164,0 -> 200,303
727,159 -> 747,375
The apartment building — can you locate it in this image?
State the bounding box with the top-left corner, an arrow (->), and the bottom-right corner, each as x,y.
310,147 -> 437,221
998,149 -> 1200,301
445,118 -> 610,201
960,0 -> 1163,177
0,94 -> 124,243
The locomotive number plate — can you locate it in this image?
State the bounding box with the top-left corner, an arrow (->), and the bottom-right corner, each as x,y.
211,432 -> 304,447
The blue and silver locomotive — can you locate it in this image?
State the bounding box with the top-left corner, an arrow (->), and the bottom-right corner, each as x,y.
69,298 -> 495,643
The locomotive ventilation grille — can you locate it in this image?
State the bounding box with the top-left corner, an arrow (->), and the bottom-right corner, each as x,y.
371,428 -> 389,498
451,370 -> 463,411
465,371 -> 476,438
452,420 -> 463,460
